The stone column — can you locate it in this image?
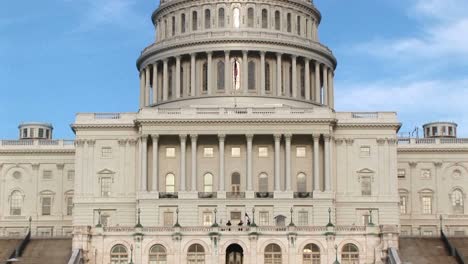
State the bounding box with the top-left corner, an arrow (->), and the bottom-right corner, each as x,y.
313,134 -> 320,191
324,135 -> 331,191
274,134 -> 281,191
152,135 -> 159,192
140,135 -> 148,192
304,59 -> 310,100
323,66 -> 329,106
163,59 -> 169,101
190,134 -> 198,191
145,67 -> 151,106
175,56 -> 181,99
315,61 -> 321,104
276,53 -> 282,96
218,134 -> 226,192
87,140 -> 95,196
190,53 -> 196,96
285,134 -> 292,191
180,135 -> 187,192
224,51 -> 230,93
152,63 -> 158,104
291,56 -> 297,98
260,51 -> 266,95
139,70 -> 145,109
242,51 -> 248,94
329,70 -> 334,108
246,134 -> 253,191
207,52 -> 213,95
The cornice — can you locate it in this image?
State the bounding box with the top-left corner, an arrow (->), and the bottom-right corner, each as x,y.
71,124 -> 137,130
0,149 -> 75,154
398,148 -> 468,153
336,123 -> 401,129
135,118 -> 337,125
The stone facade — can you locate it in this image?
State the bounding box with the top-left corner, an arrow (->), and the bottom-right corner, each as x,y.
0,1 -> 466,264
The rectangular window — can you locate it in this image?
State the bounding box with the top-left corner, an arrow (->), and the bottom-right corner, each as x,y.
422,197 -> 432,214
101,177 -> 112,197
360,146 -> 371,157
421,169 -> 431,179
361,176 -> 371,196
100,214 -> 110,227
296,147 -> 306,158
202,212 -> 213,226
432,127 -> 438,136
45,129 -> 50,139
230,211 -> 242,222
231,147 -> 241,157
38,128 -> 44,138
42,197 -> 52,216
66,197 -> 73,216
398,169 -> 406,179
42,170 -> 53,180
259,211 -> 269,226
67,170 -> 75,181
298,211 -> 308,226
166,147 -> 176,158
23,128 -> 27,138
203,147 -> 214,158
362,214 -> 371,226
400,196 -> 407,214
258,147 -> 268,157
101,147 -> 112,158
164,212 -> 174,226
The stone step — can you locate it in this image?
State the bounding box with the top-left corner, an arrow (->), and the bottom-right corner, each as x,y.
19,239 -> 72,264
0,239 -> 21,261
399,238 -> 458,264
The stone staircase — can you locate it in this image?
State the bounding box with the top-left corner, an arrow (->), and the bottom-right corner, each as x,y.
399,237 -> 458,264
449,238 -> 468,262
19,238 -> 72,264
0,239 -> 21,262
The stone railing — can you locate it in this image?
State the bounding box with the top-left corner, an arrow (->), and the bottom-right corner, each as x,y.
398,138 -> 468,145
336,112 -> 398,123
152,107 -> 316,117
0,139 -> 75,148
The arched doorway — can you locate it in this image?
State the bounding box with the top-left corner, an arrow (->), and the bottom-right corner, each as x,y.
226,243 -> 243,264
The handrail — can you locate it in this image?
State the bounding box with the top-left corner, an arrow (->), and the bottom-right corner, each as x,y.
388,247 -> 402,264
6,230 -> 31,264
67,249 -> 83,264
441,230 -> 465,264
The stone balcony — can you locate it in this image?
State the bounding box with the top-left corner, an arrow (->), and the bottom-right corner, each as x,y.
0,139 -> 75,151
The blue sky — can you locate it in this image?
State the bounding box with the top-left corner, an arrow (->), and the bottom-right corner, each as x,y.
1,0 -> 467,139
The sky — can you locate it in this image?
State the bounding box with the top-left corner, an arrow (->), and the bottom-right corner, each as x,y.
1,0 -> 467,139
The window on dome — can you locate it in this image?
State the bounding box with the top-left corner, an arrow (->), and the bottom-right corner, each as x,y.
217,61 -> 225,90
262,9 -> 268,29
233,8 -> 240,28
204,9 -> 211,29
164,19 -> 168,38
180,67 -> 184,95
300,67 -> 305,97
297,16 -> 301,35
248,61 -> 256,91
265,63 -> 271,92
38,128 -> 44,138
247,8 -> 254,28
172,16 -> 176,36
275,11 -> 281,30
168,67 -> 173,97
202,62 -> 208,92
233,59 -> 241,91
289,65 -> 293,95
192,11 -> 198,31
218,8 -> 225,28
181,14 -> 186,33
287,13 -> 292,32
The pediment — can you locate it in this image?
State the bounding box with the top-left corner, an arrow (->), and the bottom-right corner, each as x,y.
97,168 -> 115,175
357,168 -> 375,174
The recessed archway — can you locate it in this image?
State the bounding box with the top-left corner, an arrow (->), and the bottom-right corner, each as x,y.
226,243 -> 243,264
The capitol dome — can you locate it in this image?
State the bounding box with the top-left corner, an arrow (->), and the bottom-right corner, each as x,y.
136,0 -> 337,109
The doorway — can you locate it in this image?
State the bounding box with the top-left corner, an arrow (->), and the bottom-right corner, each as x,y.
226,243 -> 243,264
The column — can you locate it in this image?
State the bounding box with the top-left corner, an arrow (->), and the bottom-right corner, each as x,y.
274,134 -> 281,191
152,63 -> 158,104
224,51 -> 230,93
323,66 -> 328,106
175,56 -> 181,98
190,53 -> 196,96
315,62 -> 321,104
139,70 -> 145,109
140,135 -> 148,191
207,52 -> 213,95
291,56 -> 297,98
218,134 -> 226,192
190,134 -> 198,191
87,140 -> 95,196
324,135 -> 331,191
260,51 -> 266,95
242,51 -> 248,94
285,134 -> 292,191
163,59 -> 169,101
304,59 -> 310,100
246,134 -> 253,191
276,53 -> 282,96
145,67 -> 151,106
152,135 -> 159,192
313,134 -> 320,191
180,135 -> 187,192
329,70 -> 334,108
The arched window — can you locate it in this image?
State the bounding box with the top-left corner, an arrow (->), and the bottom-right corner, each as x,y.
205,9 -> 211,29
265,63 -> 271,92
172,16 -> 176,36
297,173 -> 306,193
297,16 -> 301,35
233,8 -> 240,28
303,244 -> 320,264
218,8 -> 225,28
10,191 -> 23,216
217,61 -> 225,90
248,61 -> 256,91
452,189 -> 464,214
149,244 -> 167,264
110,245 -> 128,264
231,172 -> 241,193
342,244 -> 359,264
187,244 -> 205,264
259,173 -> 268,192
262,9 -> 268,29
192,11 -> 198,31
166,173 -> 175,193
202,62 -> 208,92
204,173 -> 213,192
264,244 -> 282,263
247,8 -> 254,28
274,11 -> 281,30
181,14 -> 186,33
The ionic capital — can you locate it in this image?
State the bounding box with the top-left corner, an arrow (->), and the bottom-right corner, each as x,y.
151,134 -> 159,141
179,134 -> 187,141
335,138 -> 344,145
118,139 -> 127,146
345,138 -> 355,146
245,134 -> 254,141
274,134 -> 282,141
140,135 -> 149,142
218,134 -> 226,142
31,163 -> 40,170
409,162 -> 418,168
128,139 -> 138,146
87,140 -> 96,146
323,134 -> 331,141
284,134 -> 292,140
434,161 -> 443,168
56,163 -> 65,170
75,140 -> 86,147
377,138 -> 386,146
190,134 -> 198,141
387,138 -> 397,145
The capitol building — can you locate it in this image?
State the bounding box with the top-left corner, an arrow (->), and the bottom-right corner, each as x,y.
0,1 -> 467,264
